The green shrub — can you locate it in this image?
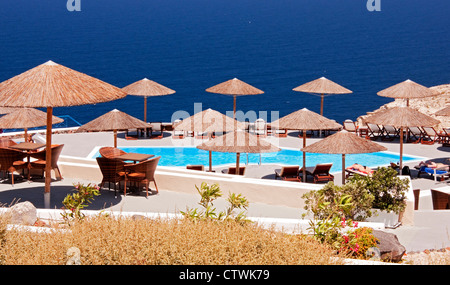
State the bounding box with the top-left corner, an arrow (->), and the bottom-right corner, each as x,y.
180,182 -> 250,224
347,166 -> 409,214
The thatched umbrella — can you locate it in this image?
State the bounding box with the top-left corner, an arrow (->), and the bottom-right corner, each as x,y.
122,78 -> 175,123
173,108 -> 245,171
293,77 -> 352,117
364,105 -> 440,169
0,108 -> 63,141
377,79 -> 441,106
0,60 -> 127,208
271,108 -> 343,179
301,130 -> 387,184
197,130 -> 280,175
206,78 -> 264,119
0,107 -> 20,115
76,109 -> 149,147
435,105 -> 450,117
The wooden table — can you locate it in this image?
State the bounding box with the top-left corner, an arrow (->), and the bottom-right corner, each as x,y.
115,153 -> 154,163
9,142 -> 46,151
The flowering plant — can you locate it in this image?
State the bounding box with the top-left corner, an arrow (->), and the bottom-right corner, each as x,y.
61,183 -> 100,223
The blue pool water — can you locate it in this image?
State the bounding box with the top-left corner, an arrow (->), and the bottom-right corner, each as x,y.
92,147 -> 424,173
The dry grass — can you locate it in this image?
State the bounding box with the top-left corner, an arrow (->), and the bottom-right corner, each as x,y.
0,214 -> 343,265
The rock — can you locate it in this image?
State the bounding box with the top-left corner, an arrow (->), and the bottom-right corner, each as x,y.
9,201 -> 37,226
66,247 -> 81,265
372,230 -> 406,262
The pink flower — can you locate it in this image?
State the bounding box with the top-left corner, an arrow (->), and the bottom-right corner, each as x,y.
342,235 -> 349,243
353,221 -> 359,228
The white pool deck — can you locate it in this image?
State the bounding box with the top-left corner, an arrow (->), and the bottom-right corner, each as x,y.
1,129 -> 449,252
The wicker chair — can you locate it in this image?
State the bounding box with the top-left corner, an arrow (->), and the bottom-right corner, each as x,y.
0,138 -> 17,148
96,157 -> 127,198
99,146 -> 127,159
29,144 -> 64,180
0,147 -> 28,185
124,156 -> 161,197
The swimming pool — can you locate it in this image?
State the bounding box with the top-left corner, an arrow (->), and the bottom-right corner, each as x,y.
90,146 -> 425,173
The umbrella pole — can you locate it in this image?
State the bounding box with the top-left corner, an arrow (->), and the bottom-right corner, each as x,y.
24,128 -> 28,142
342,154 -> 346,185
209,151 -> 212,172
233,95 -> 237,120
44,107 -> 53,209
302,130 -> 306,181
319,94 -> 324,137
144,96 -> 148,137
399,127 -> 403,170
144,96 -> 147,123
114,129 -> 118,148
236,152 -> 240,175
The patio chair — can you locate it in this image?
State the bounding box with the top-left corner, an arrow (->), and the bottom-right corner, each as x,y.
430,190 -> 450,210
381,125 -> 399,141
274,166 -> 301,182
0,138 -> 17,148
343,119 -> 357,133
441,128 -> 450,146
255,118 -> 267,137
421,127 -> 441,145
29,144 -> 64,180
222,166 -> 246,176
305,163 -> 334,183
366,123 -> 383,140
0,147 -> 28,185
124,156 -> 161,197
150,122 -> 163,139
96,156 -> 127,198
186,165 -> 204,171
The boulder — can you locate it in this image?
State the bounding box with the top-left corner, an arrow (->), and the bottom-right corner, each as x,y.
9,201 -> 37,226
373,230 -> 406,262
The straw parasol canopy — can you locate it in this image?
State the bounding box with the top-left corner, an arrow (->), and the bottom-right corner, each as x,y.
364,105 -> 440,169
0,60 -> 127,208
173,108 -> 246,172
206,78 -> 264,119
0,107 -> 20,115
0,108 -> 63,141
122,78 -> 175,123
301,130 -> 387,184
435,105 -> 450,117
377,79 -> 441,103
76,109 -> 150,147
293,77 -> 352,116
197,130 -> 280,175
271,108 -> 343,179
173,108 -> 245,133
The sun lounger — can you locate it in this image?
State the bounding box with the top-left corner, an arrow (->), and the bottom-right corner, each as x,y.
381,125 -> 399,141
416,165 -> 449,181
343,119 -> 357,133
196,131 -> 208,139
305,163 -> 334,183
221,166 -> 245,176
186,165 -> 204,171
255,118 -> 267,137
420,127 -> 443,145
366,123 -> 383,140
274,166 -> 301,182
150,122 -> 163,139
345,168 -> 373,178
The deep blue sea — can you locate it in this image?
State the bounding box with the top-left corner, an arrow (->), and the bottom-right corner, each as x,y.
0,0 -> 449,126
